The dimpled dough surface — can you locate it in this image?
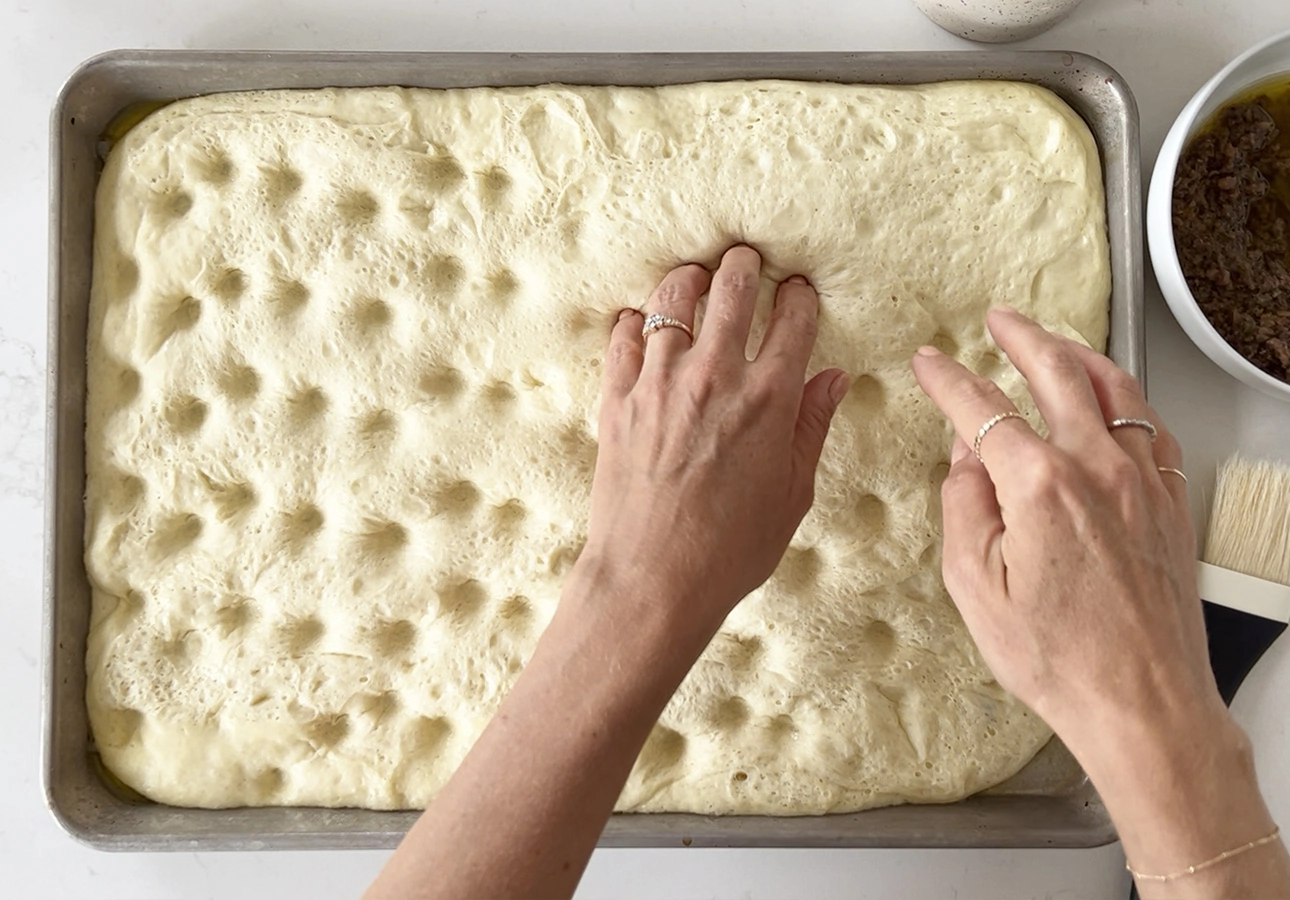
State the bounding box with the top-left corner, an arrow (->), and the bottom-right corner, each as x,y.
84,80 -> 1109,813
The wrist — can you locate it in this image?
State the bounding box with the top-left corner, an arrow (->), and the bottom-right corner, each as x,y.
562,547 -> 729,645
1071,705 -> 1276,878
548,551 -> 722,699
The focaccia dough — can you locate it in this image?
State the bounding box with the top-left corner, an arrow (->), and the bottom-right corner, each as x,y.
84,81 -> 1109,812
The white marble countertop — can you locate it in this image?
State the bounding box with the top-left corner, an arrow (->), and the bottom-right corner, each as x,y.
4,0 -> 1288,896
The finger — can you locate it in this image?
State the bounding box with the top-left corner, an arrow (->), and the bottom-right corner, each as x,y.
697,245 -> 763,357
602,308 -> 645,403
756,275 -> 819,379
911,345 -> 1043,478
986,307 -> 1114,451
641,263 -> 710,370
940,435 -> 1007,610
793,368 -> 849,477
1054,335 -> 1187,505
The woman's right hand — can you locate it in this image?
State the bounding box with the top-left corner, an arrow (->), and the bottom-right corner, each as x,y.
912,307 -> 1288,897
911,306 -> 1217,744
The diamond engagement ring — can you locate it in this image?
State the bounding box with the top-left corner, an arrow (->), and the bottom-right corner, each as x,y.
1107,417 -> 1158,442
972,411 -> 1026,463
641,313 -> 694,345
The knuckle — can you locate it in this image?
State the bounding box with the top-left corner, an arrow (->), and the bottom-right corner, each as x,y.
1019,448 -> 1068,493
951,375 -> 1005,409
653,281 -> 692,313
747,371 -> 783,405
716,270 -> 760,300
774,300 -> 817,337
758,354 -> 798,384
607,340 -> 640,366
1157,428 -> 1183,463
1104,455 -> 1142,490
692,351 -> 729,382
940,554 -> 976,599
1035,342 -> 1082,377
1108,368 -> 1144,400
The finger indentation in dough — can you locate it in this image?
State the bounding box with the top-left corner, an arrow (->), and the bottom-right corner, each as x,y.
286,386 -> 328,426
354,297 -> 392,333
426,256 -> 465,294
365,618 -> 417,656
431,480 -> 481,517
439,579 -> 486,620
114,364 -> 142,406
211,267 -> 247,303
193,149 -> 235,185
213,596 -> 257,638
336,189 -> 380,225
356,519 -> 408,565
546,542 -> 583,577
305,713 -> 350,748
281,504 -> 325,544
846,374 -> 886,416
854,494 -> 888,535
261,165 -> 302,206
485,268 -> 519,305
491,498 -> 527,529
862,619 -> 898,660
216,361 -> 261,401
711,696 -> 751,729
147,295 -> 203,356
164,394 -> 208,434
268,278 -> 310,318
280,616 -> 325,655
418,365 -> 465,402
156,190 -> 193,219
150,512 -> 203,559
778,546 -> 822,592
415,155 -> 466,193
200,474 -> 257,521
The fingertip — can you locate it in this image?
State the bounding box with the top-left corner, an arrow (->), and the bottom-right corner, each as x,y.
828,370 -> 851,406
722,243 -> 762,265
915,344 -> 942,358
616,307 -> 642,323
786,274 -> 811,286
774,277 -> 817,307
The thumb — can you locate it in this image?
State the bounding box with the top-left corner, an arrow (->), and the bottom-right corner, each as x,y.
793,369 -> 850,474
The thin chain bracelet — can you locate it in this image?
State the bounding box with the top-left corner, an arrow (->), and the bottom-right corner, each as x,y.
1126,826 -> 1281,882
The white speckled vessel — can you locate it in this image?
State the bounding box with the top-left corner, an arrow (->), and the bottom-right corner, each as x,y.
912,0 -> 1086,43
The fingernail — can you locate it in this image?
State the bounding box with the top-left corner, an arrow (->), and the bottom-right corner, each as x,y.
617,308 -> 640,322
992,304 -> 1020,317
829,372 -> 852,405
916,345 -> 941,357
787,274 -> 810,285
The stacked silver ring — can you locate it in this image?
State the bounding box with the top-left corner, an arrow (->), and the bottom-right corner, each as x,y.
1107,417 -> 1158,441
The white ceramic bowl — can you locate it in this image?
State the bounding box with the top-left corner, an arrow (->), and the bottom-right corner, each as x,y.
1147,28 -> 1290,403
912,0 -> 1085,43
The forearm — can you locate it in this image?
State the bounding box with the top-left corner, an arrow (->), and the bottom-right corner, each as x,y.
1068,706 -> 1289,899
365,561 -> 709,900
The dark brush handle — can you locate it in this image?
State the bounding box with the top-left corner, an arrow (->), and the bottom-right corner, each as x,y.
1203,599 -> 1288,705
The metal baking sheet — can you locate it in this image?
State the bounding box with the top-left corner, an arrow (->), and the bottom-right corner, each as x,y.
45,50 -> 1141,851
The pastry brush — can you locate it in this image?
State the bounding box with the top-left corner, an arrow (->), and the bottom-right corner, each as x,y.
1198,455 -> 1290,705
